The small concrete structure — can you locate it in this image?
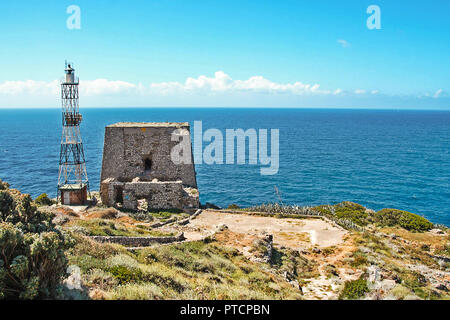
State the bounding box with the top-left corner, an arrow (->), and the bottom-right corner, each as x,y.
59,184 -> 87,205
100,122 -> 199,212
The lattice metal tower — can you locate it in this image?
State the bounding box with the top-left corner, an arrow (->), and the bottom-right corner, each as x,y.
57,62 -> 90,205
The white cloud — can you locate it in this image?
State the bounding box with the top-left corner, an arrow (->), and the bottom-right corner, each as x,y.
433,89 -> 443,98
337,39 -> 350,48
2,71 -> 447,108
0,79 -> 136,96
149,71 -> 328,96
0,72 -> 379,98
80,79 -> 137,96
0,80 -> 59,95
185,71 -> 232,91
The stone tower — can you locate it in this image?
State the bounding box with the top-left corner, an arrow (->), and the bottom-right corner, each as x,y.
100,122 -> 199,212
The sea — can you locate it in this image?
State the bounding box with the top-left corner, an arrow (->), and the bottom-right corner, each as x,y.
0,108 -> 449,226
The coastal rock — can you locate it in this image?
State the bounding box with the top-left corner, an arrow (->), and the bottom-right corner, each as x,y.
435,284 -> 448,292
204,202 -> 221,210
312,247 -> 321,254
368,265 -> 381,283
359,246 -> 371,254
430,228 -> 445,235
52,214 -> 69,225
216,224 -> 228,231
250,233 -> 273,263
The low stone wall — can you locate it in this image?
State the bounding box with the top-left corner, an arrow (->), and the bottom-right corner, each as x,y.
89,232 -> 185,247
177,209 -> 203,225
150,217 -> 177,228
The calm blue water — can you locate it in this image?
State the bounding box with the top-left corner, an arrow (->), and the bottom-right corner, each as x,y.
0,108 -> 449,226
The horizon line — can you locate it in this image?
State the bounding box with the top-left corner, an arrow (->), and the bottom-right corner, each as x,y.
0,106 -> 450,111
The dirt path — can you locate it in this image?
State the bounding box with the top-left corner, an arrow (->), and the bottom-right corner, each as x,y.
301,236 -> 361,300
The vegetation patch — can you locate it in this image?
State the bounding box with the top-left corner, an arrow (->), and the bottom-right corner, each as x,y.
0,180 -> 72,299
435,244 -> 450,257
389,284 -> 413,300
278,231 -> 310,243
333,202 -> 369,226
271,247 -> 320,280
108,265 -> 143,284
34,193 -> 54,206
339,277 -> 369,300
375,209 -> 433,232
350,250 -> 369,267
65,218 -> 174,237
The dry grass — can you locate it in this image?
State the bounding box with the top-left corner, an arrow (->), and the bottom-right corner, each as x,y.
55,206 -> 79,217
67,234 -> 304,300
278,231 -> 310,243
85,208 -> 118,219
214,230 -> 256,250
380,227 -> 449,247
64,218 -> 174,237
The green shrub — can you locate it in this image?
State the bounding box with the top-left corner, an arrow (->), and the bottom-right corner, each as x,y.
0,179 -> 9,190
0,189 -> 55,233
435,245 -> 450,257
111,283 -> 163,300
350,251 -> 368,267
334,202 -> 369,226
108,265 -> 143,284
339,277 -> 369,300
375,209 -> 433,232
314,202 -> 371,226
390,284 -> 412,300
401,270 -> 427,290
227,204 -> 241,210
107,254 -> 139,269
83,268 -> 118,291
0,183 -> 73,299
0,221 -> 72,299
34,193 -> 53,206
0,190 -> 15,221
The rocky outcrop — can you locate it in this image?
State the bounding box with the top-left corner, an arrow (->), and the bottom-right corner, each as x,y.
250,233 -> 273,264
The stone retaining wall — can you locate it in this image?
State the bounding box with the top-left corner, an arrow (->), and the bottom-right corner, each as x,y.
90,232 -> 185,247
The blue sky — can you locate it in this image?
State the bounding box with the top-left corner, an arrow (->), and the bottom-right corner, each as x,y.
0,0 -> 449,108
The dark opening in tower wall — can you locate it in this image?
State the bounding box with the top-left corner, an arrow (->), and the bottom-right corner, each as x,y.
144,157 -> 152,172
114,185 -> 124,204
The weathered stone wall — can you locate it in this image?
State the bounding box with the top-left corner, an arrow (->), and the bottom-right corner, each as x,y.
122,180 -> 198,211
100,122 -> 197,187
90,232 -> 185,247
100,178 -> 199,212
